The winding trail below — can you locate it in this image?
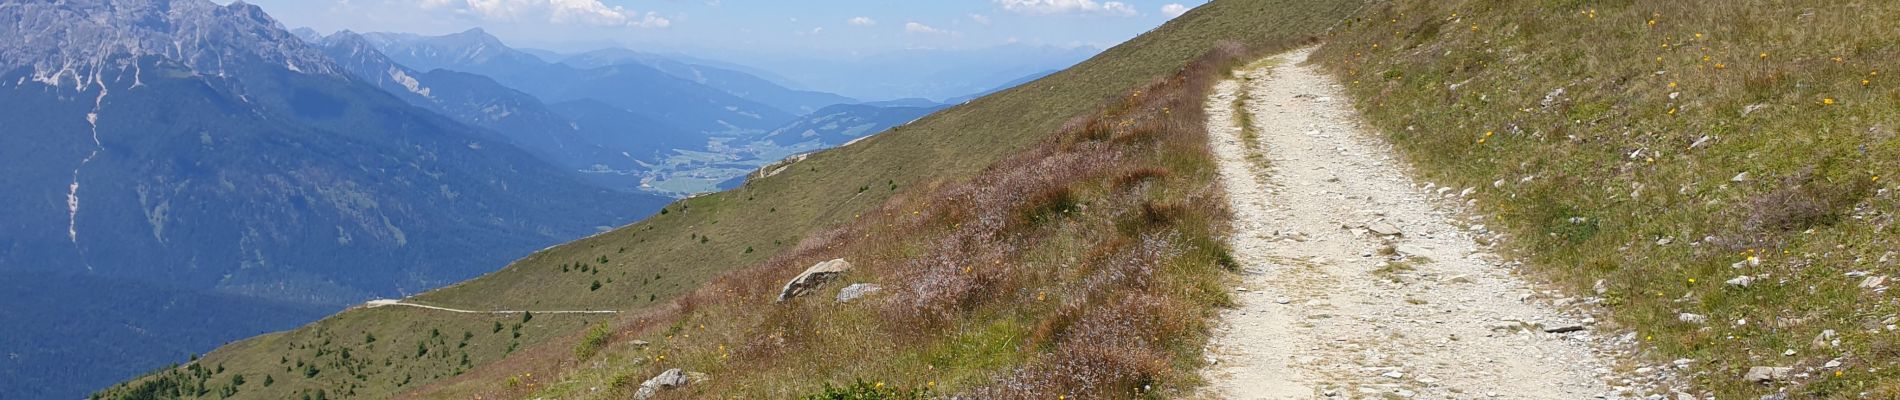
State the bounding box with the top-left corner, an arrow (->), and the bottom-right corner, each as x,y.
363,299 -> 619,315
1201,48 -> 1623,398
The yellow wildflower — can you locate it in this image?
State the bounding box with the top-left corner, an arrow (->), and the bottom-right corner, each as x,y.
1823,98 -> 1836,105
1687,278 -> 1696,284
1668,81 -> 1678,89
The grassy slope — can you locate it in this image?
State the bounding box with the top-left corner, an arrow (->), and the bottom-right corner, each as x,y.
406,1 -> 1365,398
96,1 -> 1364,399
1313,0 -> 1899,397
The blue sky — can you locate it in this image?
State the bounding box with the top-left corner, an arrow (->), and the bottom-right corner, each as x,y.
240,0 -> 1206,54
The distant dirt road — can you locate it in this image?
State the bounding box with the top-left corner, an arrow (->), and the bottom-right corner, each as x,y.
362,299 -> 618,315
1201,48 -> 1621,399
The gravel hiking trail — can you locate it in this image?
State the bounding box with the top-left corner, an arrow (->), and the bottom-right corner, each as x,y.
362,299 -> 619,315
1200,48 -> 1622,399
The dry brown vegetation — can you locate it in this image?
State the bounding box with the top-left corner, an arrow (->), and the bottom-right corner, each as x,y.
510,39 -> 1312,399
97,1 -> 1368,398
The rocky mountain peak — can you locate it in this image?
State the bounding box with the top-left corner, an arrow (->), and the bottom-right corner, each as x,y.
1,0 -> 341,89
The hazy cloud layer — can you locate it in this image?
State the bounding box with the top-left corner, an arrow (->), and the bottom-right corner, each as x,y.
420,0 -> 671,27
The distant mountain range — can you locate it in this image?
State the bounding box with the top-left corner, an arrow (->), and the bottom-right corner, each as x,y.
0,0 -> 666,398
359,29 -> 799,135
676,44 -> 1100,101
559,47 -> 856,116
0,1 -> 1080,396
314,31 -> 633,179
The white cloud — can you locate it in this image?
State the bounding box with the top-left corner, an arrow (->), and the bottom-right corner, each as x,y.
1160,3 -> 1189,17
904,21 -> 948,35
848,16 -> 877,27
994,0 -> 1138,17
968,13 -> 991,24
423,0 -> 670,28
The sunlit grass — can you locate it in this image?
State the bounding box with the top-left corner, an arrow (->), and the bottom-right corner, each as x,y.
1314,0 -> 1900,397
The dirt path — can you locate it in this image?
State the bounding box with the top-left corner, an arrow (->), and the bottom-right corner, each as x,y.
363,299 -> 618,315
1201,48 -> 1621,398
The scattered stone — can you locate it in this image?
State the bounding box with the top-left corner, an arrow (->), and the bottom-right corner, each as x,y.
1275,297 -> 1291,305
1741,104 -> 1768,116
1731,172 -> 1751,182
1678,313 -> 1708,324
1814,329 -> 1840,348
1544,324 -> 1586,334
776,258 -> 853,302
1742,366 -> 1792,383
629,340 -> 651,348
835,283 -> 883,303
1540,87 -> 1566,108
1397,244 -> 1433,257
1593,279 -> 1609,295
1366,222 -> 1403,236
1759,393 -> 1789,400
1689,135 -> 1712,149
632,368 -> 691,400
1860,275 -> 1888,289
1726,275 -> 1754,287
1382,370 -> 1404,379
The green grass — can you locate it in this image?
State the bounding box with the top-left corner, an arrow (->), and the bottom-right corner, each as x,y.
92,307 -> 606,399
1313,0 -> 1900,397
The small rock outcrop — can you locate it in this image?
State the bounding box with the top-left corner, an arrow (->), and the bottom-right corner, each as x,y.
776,258 -> 853,302
1365,221 -> 1403,236
1743,366 -> 1792,383
836,283 -> 883,302
632,368 -> 690,400
1860,275 -> 1888,289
